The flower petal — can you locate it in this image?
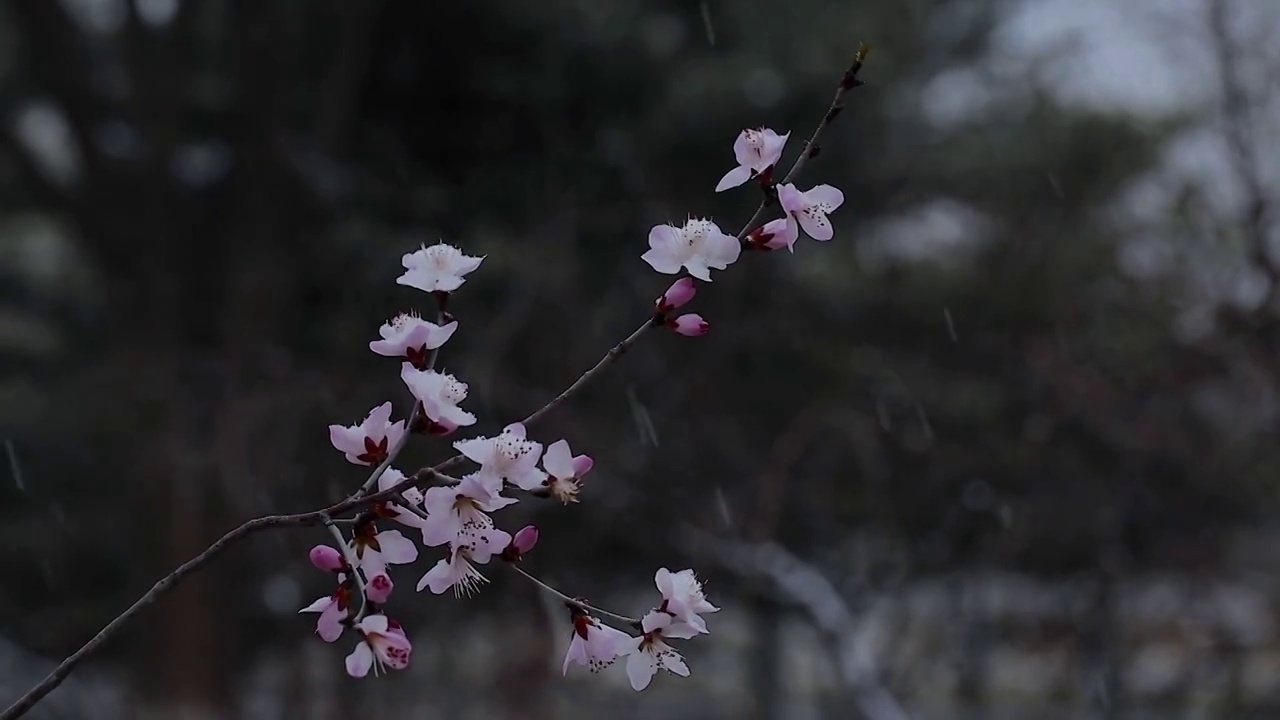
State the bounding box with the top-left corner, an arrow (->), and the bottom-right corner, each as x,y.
626,648 -> 659,691
374,530 -> 419,565
796,208 -> 833,241
299,596 -> 333,614
542,439 -> 575,479
562,634 -> 588,675
641,248 -> 683,275
345,641 -> 374,678
714,165 -> 752,192
777,183 -> 804,214
317,600 -> 346,642
806,183 -> 845,210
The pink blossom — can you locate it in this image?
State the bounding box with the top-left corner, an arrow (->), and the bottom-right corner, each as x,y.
327,402 -> 406,466
563,612 -> 633,674
778,183 -> 845,241
641,219 -> 741,282
655,568 -> 720,634
298,577 -> 353,643
309,544 -> 345,572
667,314 -> 709,337
541,439 -> 593,504
345,614 -> 412,677
746,217 -> 800,252
417,525 -> 511,597
624,611 -> 694,691
418,473 -> 515,547
400,365 -> 477,430
369,312 -> 458,368
715,128 -> 790,192
366,573 -> 394,604
349,525 -> 418,580
397,242 -> 483,294
655,277 -> 697,315
454,422 -> 546,491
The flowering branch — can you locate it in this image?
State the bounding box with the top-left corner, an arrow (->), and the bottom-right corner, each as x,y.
1,44 -> 870,719
419,43 -> 870,481
323,516 -> 368,620
355,301 -> 447,496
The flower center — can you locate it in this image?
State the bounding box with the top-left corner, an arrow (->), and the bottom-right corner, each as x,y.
744,129 -> 764,158
424,244 -> 455,272
390,312 -> 418,332
681,219 -> 713,248
495,434 -> 535,464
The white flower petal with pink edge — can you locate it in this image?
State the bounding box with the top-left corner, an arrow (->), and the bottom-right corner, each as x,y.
655,567 -> 719,634
454,422 -> 547,491
778,183 -> 845,241
345,614 -> 412,677
396,242 -> 483,293
641,219 -> 741,282
327,401 -> 406,466
400,365 -> 477,429
563,613 -> 634,675
715,127 -> 789,192
369,312 -> 458,364
624,611 -> 691,691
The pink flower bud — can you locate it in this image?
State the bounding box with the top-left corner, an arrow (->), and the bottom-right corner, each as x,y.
668,313 -> 709,337
366,573 -> 394,604
502,525 -> 539,562
655,277 -> 697,314
309,545 -> 345,572
512,525 -> 539,554
571,454 -> 594,478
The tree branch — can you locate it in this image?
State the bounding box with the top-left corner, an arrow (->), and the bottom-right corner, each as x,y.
419,45 -> 870,480
1,46 -> 870,720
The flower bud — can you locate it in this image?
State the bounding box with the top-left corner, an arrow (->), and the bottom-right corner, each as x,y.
309,545 -> 345,572
366,573 -> 394,604
502,525 -> 540,562
655,277 -> 697,314
668,313 -> 709,337
747,218 -> 797,252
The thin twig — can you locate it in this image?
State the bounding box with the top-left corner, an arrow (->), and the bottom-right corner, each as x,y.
0,511 -> 321,720
507,563 -> 640,628
732,41 -> 871,241
324,515 -> 368,620
0,467 -> 459,720
421,47 -> 869,482
0,46 -> 870,720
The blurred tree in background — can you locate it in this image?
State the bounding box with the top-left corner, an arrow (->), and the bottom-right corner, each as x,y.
1,0 -> 1278,718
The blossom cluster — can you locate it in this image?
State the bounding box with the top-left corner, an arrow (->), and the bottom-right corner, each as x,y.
303,124 -> 844,688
